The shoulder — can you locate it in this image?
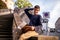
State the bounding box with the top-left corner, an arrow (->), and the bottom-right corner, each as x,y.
38,15 -> 42,18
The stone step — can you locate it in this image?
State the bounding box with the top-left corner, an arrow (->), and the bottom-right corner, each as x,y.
0,38 -> 12,40
0,14 -> 13,40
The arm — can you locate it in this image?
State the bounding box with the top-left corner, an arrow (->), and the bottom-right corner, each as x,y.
24,8 -> 34,18
39,15 -> 42,26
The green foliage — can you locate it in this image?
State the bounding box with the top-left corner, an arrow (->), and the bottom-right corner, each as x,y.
0,0 -> 7,9
15,0 -> 32,8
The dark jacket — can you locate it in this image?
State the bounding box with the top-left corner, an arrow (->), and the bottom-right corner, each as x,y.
24,8 -> 42,26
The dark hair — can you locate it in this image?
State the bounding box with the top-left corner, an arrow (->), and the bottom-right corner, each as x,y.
34,5 -> 40,9
21,26 -> 35,34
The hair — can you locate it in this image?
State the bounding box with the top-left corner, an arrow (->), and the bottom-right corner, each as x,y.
34,5 -> 40,9
21,26 -> 35,34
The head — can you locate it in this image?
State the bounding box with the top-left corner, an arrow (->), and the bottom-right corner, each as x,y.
34,5 -> 40,15
21,26 -> 35,34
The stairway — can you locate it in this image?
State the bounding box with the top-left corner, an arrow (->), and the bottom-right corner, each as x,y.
0,14 -> 13,40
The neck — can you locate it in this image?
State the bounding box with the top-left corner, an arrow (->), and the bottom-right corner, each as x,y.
34,14 -> 38,15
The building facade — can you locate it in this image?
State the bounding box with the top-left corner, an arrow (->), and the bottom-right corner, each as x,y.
55,17 -> 60,31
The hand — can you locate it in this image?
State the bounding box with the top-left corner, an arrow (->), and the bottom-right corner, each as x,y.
31,26 -> 35,30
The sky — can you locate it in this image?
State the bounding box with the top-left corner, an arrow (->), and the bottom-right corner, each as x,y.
14,0 -> 60,28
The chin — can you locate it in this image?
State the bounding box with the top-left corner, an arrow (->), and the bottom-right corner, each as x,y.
36,14 -> 38,15
34,13 -> 38,15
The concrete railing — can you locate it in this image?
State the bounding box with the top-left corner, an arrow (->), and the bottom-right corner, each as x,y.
0,9 -> 29,40
13,13 -> 27,40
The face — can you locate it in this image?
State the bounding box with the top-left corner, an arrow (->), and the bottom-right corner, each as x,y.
34,8 -> 40,15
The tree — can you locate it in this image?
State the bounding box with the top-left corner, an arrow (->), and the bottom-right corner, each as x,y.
15,0 -> 32,8
0,0 -> 7,9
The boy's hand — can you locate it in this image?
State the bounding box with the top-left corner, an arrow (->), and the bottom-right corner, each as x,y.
31,26 -> 35,30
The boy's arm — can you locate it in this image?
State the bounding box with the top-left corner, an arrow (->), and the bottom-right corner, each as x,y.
24,8 -> 34,18
39,15 -> 43,26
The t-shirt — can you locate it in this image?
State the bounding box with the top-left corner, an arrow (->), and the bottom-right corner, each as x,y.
24,8 -> 42,26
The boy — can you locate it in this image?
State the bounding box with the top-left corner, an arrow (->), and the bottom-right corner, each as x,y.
24,5 -> 42,34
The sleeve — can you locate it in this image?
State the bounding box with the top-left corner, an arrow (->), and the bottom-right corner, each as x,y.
24,8 -> 34,18
39,15 -> 43,26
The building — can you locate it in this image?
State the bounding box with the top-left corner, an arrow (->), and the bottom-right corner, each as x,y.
55,17 -> 60,32
2,0 -> 14,9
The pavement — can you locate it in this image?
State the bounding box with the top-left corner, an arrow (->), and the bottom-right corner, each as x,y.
42,31 -> 60,40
